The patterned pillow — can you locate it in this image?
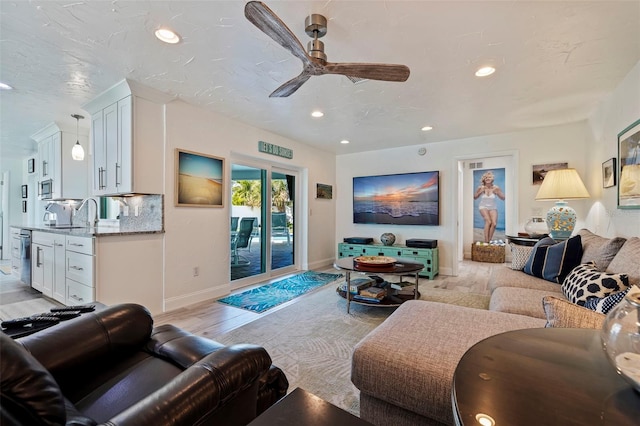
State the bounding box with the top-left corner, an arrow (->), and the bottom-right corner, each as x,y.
584,288 -> 630,314
509,244 -> 533,270
541,296 -> 606,329
524,235 -> 583,283
561,262 -> 630,306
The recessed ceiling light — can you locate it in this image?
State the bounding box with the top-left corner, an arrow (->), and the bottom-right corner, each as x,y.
155,28 -> 181,44
475,66 -> 496,77
0,82 -> 13,90
421,126 -> 433,131
340,140 -> 350,144
311,110 -> 324,118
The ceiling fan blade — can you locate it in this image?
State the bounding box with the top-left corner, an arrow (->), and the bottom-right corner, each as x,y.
245,1 -> 310,64
322,63 -> 410,82
269,73 -> 312,98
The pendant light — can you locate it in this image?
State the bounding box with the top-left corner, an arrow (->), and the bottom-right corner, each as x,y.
71,114 -> 85,161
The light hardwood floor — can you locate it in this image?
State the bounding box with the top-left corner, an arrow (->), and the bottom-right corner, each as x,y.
1,259 -> 496,337
153,260 -> 495,338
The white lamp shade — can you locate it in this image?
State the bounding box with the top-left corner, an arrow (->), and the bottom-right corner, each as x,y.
535,168 -> 590,200
72,142 -> 85,161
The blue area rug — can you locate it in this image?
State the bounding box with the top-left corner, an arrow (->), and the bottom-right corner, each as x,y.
218,271 -> 343,313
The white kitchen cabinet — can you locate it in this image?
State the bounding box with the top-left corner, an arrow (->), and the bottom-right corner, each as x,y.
30,231 -> 95,305
10,227 -> 21,278
52,235 -> 66,303
83,79 -> 168,196
31,231 -> 53,298
31,122 -> 89,200
65,235 -> 95,306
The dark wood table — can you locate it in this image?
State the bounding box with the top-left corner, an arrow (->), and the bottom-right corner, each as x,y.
505,234 -> 545,246
452,328 -> 640,426
333,257 -> 423,313
248,387 -> 372,426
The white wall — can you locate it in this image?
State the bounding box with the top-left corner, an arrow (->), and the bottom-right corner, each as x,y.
336,121 -> 593,276
586,60 -> 640,238
163,100 -> 336,311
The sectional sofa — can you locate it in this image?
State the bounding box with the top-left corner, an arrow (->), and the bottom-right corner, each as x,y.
351,229 -> 639,426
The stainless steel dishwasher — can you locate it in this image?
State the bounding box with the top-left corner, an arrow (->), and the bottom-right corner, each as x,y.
19,229 -> 31,286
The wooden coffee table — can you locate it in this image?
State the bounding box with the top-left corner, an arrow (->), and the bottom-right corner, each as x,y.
248,387 -> 372,426
452,328 -> 640,426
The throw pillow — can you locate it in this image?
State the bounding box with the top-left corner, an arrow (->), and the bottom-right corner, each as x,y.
509,244 -> 533,270
577,229 -> 626,271
561,262 -> 630,306
541,296 -> 605,329
523,235 -> 583,283
584,287 -> 630,314
606,237 -> 640,287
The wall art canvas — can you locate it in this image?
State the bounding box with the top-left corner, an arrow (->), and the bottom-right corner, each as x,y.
532,162 -> 568,185
175,149 -> 224,207
316,183 -> 333,199
618,118 -> 640,208
473,168 -> 506,243
353,171 -> 439,225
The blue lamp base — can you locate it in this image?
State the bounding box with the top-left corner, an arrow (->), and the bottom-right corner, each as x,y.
545,200 -> 576,240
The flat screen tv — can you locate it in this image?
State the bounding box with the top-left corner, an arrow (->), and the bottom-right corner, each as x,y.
353,171 -> 439,225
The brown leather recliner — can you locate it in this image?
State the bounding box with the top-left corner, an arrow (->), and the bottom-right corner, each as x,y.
0,303 -> 288,426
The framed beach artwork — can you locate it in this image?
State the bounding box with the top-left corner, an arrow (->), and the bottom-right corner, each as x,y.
532,162 -> 568,185
618,118 -> 640,209
316,183 -> 333,199
352,171 -> 439,225
175,149 -> 224,207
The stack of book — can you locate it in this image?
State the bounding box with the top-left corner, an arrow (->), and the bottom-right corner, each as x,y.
338,277 -> 375,294
354,286 -> 386,303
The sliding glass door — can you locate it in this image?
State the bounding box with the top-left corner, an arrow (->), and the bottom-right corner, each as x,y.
270,169 -> 294,271
230,162 -> 297,284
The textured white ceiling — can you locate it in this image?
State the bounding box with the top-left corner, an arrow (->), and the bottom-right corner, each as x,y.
1,1 -> 639,159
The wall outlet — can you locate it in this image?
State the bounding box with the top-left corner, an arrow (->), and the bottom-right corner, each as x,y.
193,266 -> 199,277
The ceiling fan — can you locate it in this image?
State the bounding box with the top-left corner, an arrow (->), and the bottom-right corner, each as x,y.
244,1 -> 410,97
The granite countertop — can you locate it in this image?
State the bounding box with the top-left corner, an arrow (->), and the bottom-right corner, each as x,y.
15,224 -> 164,237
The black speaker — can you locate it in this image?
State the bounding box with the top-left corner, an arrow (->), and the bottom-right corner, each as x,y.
406,239 -> 437,248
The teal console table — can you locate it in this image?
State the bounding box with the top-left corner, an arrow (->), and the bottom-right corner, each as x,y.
338,242 -> 439,280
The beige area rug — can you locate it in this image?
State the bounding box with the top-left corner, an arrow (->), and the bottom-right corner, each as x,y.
0,265 -> 12,275
0,298 -> 62,321
213,281 -> 489,416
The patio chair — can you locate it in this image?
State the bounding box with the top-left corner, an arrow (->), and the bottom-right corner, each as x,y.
271,212 -> 290,245
231,216 -> 239,233
231,217 -> 255,266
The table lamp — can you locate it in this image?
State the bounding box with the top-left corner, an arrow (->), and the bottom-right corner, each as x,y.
535,168 -> 590,240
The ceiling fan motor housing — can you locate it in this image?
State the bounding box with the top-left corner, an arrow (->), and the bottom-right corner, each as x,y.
305,14 -> 328,61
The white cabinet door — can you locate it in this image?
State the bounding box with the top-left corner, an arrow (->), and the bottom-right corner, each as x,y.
50,131 -> 62,198
32,243 -> 53,297
52,236 -> 66,303
92,108 -> 106,195
103,101 -> 119,194
117,95 -> 132,193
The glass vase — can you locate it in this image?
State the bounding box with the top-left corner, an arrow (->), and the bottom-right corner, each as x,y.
600,292 -> 640,393
524,217 -> 548,238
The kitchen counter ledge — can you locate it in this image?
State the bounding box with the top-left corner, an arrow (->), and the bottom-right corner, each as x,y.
16,225 -> 164,237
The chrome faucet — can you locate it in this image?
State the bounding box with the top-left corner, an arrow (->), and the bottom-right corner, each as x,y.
77,198 -> 99,228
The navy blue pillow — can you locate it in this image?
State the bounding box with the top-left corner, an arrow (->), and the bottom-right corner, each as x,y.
523,235 -> 583,283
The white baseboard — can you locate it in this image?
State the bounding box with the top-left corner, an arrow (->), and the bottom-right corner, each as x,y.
163,285 -> 228,313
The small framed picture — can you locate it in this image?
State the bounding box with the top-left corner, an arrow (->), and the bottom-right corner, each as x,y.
27,158 -> 35,174
316,183 -> 333,199
602,158 -> 616,188
21,185 -> 27,198
618,118 -> 640,208
22,201 -> 27,213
